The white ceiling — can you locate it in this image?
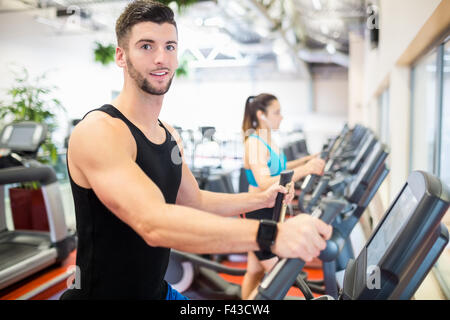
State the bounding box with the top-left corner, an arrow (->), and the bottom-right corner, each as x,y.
0,0 -> 368,76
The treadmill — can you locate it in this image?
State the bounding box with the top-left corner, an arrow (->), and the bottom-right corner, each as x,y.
253,170 -> 449,300
0,122 -> 76,290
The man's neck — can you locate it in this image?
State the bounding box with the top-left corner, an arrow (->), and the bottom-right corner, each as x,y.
112,82 -> 164,134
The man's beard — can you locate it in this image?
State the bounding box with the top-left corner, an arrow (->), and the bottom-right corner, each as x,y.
126,58 -> 174,96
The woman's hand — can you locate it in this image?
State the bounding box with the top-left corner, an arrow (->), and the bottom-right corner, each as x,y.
305,158 -> 326,176
303,152 -> 320,162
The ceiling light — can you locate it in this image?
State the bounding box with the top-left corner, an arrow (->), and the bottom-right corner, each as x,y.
273,38 -> 288,55
194,18 -> 203,26
326,43 -> 336,55
312,0 -> 322,10
227,1 -> 246,16
320,24 -> 329,35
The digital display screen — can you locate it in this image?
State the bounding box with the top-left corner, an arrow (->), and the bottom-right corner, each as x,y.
366,184 -> 418,269
8,126 -> 36,148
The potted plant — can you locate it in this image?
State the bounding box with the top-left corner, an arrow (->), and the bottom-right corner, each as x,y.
94,41 -> 116,66
0,67 -> 66,231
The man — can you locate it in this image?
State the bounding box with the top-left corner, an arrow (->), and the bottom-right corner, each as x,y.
61,0 -> 331,300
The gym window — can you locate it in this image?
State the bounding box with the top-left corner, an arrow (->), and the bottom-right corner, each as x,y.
410,35 -> 450,299
410,49 -> 438,174
440,39 -> 450,188
410,35 -> 449,182
378,88 -> 390,148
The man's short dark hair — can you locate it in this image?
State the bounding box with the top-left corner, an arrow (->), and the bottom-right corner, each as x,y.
115,0 -> 177,49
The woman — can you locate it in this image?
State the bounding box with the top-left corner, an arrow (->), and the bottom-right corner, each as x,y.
241,93 -> 325,299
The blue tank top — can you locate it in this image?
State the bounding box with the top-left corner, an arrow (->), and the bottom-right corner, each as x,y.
245,134 -> 287,187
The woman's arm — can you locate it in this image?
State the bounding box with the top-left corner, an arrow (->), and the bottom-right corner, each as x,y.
246,139 -> 324,190
286,153 -> 319,169
291,158 -> 326,182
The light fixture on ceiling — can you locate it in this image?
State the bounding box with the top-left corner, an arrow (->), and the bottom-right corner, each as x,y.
273,38 -> 288,55
194,18 -> 203,26
203,17 -> 224,28
326,43 -> 336,55
320,24 -> 329,35
312,0 -> 322,11
227,1 -> 246,16
34,16 -> 64,30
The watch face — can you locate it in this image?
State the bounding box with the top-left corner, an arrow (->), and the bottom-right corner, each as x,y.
263,224 -> 276,240
259,220 -> 277,242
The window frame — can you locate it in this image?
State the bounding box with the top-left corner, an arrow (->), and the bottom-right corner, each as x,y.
409,39 -> 448,176
410,34 -> 450,300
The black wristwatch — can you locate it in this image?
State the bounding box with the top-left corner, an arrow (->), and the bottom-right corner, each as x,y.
257,220 -> 278,253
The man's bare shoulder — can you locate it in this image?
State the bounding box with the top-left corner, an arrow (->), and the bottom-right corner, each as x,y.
159,120 -> 179,140
160,120 -> 183,147
159,120 -> 186,161
69,111 -> 135,161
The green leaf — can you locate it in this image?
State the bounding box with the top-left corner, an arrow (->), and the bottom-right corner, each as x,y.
1,66 -> 67,166
94,42 -> 116,66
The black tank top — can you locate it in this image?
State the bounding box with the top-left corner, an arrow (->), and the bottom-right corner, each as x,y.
61,104 -> 182,300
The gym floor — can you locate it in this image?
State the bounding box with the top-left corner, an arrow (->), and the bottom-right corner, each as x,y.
0,250 -> 326,300
1,246 -> 447,300
2,172 -> 448,300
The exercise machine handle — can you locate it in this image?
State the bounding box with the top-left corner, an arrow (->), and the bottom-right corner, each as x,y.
272,170 -> 294,222
301,148 -> 328,191
255,198 -> 346,300
298,149 -> 328,212
305,175 -> 331,213
0,166 -> 57,186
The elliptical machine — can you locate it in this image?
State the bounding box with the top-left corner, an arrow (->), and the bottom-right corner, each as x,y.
164,171 -> 296,299
254,170 -> 449,300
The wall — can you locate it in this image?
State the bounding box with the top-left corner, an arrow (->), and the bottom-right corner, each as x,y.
349,0 -> 443,210
364,0 -> 442,103
312,65 -> 349,116
348,32 -> 365,127
348,1 -> 450,299
0,10 -> 122,144
0,9 -> 350,156
0,10 -> 316,146
162,78 -> 311,133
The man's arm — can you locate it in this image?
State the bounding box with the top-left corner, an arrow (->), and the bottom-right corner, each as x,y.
69,116 -> 262,254
176,162 -> 292,217
69,116 -> 330,258
163,122 -> 293,217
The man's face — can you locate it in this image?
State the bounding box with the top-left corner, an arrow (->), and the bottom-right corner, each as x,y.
122,21 -> 178,95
